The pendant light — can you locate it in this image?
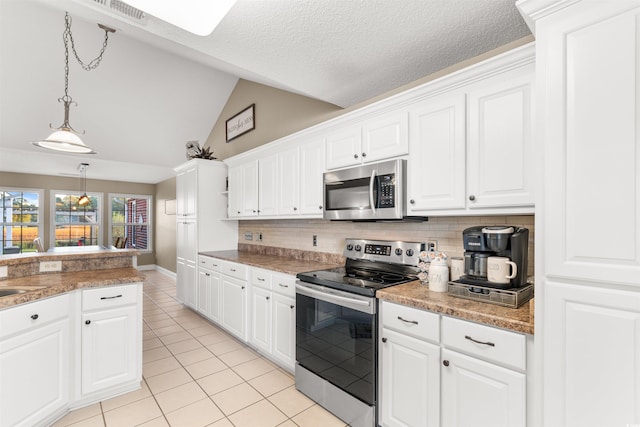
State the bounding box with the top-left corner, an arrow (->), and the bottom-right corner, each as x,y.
32,13 -> 116,154
78,163 -> 91,207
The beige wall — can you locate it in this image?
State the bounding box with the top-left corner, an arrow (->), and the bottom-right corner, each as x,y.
239,215 -> 535,277
155,177 -> 176,272
0,171 -> 156,265
204,79 -> 343,160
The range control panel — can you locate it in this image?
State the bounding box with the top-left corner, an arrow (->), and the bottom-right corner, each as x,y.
344,238 -> 425,266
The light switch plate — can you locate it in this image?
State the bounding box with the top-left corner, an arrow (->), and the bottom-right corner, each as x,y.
40,261 -> 62,272
0,266 -> 7,278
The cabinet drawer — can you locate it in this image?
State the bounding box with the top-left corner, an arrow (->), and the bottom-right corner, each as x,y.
250,268 -> 272,289
272,273 -> 295,298
219,261 -> 248,280
82,284 -> 139,311
0,293 -> 70,339
198,256 -> 221,272
381,301 -> 440,344
441,316 -> 526,370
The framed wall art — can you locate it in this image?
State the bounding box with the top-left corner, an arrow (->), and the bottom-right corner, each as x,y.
226,104 -> 255,142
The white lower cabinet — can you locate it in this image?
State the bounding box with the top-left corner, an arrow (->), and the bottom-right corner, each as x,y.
250,285 -> 272,353
0,294 -> 71,427
80,284 -> 141,398
379,301 -> 527,427
220,261 -> 248,342
271,292 -> 295,369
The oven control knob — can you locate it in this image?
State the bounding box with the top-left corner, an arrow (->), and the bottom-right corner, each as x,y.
355,245 -> 362,252
395,248 -> 403,256
406,249 -> 415,257
346,244 -> 354,251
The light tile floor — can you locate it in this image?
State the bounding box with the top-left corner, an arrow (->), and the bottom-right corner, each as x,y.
53,270 -> 347,427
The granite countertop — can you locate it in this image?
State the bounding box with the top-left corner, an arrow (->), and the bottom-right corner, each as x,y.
0,247 -> 138,266
199,250 -> 342,276
0,268 -> 145,309
377,281 -> 534,335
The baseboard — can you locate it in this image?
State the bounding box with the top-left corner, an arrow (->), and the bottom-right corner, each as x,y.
148,264 -> 177,279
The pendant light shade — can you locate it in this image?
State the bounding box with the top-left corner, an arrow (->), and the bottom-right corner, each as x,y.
33,129 -> 97,154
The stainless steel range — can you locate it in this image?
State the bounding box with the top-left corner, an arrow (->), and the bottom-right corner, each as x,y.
295,239 -> 424,427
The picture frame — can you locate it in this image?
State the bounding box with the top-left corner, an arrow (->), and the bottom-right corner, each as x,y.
226,104 -> 255,142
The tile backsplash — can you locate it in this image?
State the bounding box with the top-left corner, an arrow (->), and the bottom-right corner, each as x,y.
238,215 -> 535,277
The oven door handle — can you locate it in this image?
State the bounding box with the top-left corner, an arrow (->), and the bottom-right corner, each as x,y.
295,283 -> 374,314
369,169 -> 377,215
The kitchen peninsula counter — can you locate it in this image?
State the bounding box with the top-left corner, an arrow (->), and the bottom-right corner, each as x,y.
199,247 -> 343,275
377,281 -> 534,335
0,248 -> 144,309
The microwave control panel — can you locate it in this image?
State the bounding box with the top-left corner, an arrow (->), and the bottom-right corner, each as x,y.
378,174 -> 395,207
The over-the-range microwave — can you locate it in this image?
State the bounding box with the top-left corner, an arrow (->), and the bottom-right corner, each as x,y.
323,159 -> 427,222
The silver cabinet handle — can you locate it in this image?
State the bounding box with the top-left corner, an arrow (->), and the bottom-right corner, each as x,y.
278,283 -> 288,288
100,294 -> 123,300
230,268 -> 236,272
397,316 -> 418,325
258,277 -> 266,281
465,335 -> 495,347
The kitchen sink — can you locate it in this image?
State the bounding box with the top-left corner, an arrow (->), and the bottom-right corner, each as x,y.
0,288 -> 27,297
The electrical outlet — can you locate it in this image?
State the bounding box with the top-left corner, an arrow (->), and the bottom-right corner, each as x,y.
40,261 -> 62,272
257,232 -> 263,241
244,232 -> 253,241
313,235 -> 318,247
427,240 -> 438,251
0,266 -> 7,278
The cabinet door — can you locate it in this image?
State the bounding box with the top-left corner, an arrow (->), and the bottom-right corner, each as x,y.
441,348 -> 525,427
241,160 -> 259,217
221,275 -> 247,341
407,94 -> 466,212
379,328 -> 440,427
250,286 -> 272,353
197,268 -> 211,317
277,146 -> 300,215
467,67 -> 534,208
81,305 -> 138,396
362,109 -> 409,163
0,318 -> 69,427
326,124 -> 362,169
272,293 -> 295,370
299,138 -> 326,215
208,272 -> 221,323
258,154 -> 278,216
176,219 -> 196,262
184,260 -> 197,309
227,165 -> 242,218
544,281 -> 640,427
176,165 -> 197,217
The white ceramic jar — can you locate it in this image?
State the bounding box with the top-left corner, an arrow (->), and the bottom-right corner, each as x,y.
429,259 -> 449,292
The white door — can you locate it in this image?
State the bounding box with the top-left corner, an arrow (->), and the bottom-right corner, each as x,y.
379,328 -> 440,427
259,154 -> 278,216
184,260 -> 197,309
241,160 -> 259,216
272,293 -> 295,370
441,348 -> 526,427
467,67 -> 534,209
0,318 -> 69,427
221,275 -> 247,341
362,109 -> 409,163
227,165 -> 242,218
407,94 -> 466,212
326,124 -> 362,169
250,287 -> 272,353
299,138 -> 326,215
197,269 -> 211,317
208,272 -> 221,323
81,305 -> 138,396
277,146 -> 300,215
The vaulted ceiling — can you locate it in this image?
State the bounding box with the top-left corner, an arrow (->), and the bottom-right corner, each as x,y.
0,0 -> 530,183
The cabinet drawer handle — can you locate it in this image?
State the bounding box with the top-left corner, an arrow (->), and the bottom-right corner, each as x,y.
205,273 -> 210,277
354,154 -> 359,159
212,264 -> 218,267
278,283 -> 288,288
443,360 -> 450,367
230,268 -> 236,272
85,320 -> 91,325
241,286 -> 245,290
410,199 -> 415,204
31,314 -> 39,320
381,337 -> 387,343
362,152 -> 367,158
293,207 -> 298,211
465,335 -> 495,347
258,277 -> 266,281
397,316 -> 418,325
290,305 -> 294,309
266,296 -> 270,300
468,195 -> 476,201
100,294 -> 123,300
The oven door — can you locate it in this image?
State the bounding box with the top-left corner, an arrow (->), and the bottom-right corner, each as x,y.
295,281 -> 377,405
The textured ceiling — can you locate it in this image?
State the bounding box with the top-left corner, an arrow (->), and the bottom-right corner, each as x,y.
0,0 -> 530,183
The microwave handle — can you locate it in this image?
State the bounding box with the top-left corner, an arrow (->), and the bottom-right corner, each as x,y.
369,169 -> 377,215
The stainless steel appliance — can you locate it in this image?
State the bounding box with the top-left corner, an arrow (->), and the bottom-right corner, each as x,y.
458,225 -> 529,289
323,159 -> 422,221
295,238 -> 424,427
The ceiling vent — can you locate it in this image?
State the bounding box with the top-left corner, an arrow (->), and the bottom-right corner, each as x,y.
88,0 -> 147,22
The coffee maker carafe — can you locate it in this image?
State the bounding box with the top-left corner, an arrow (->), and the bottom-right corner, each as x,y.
459,225 -> 529,289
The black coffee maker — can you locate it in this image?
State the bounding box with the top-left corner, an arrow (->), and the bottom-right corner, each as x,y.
459,225 -> 529,289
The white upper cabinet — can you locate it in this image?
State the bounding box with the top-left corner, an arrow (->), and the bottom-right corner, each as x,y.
467,66 -> 535,209
326,109 -> 409,170
258,154 -> 278,216
176,164 -> 197,217
277,146 -> 301,215
407,94 -> 467,213
299,138 -> 326,215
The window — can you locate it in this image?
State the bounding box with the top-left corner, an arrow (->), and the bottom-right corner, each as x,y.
109,194 -> 152,252
52,191 -> 102,247
1,188 -> 43,254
